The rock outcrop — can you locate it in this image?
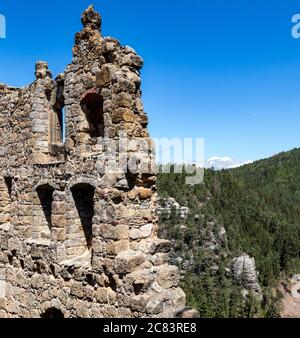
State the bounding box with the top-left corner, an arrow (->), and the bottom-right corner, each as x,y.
288,275 -> 300,299
232,254 -> 261,298
158,198 -> 189,220
280,275 -> 300,318
158,196 -> 228,276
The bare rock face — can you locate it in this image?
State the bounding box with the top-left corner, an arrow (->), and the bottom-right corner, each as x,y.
158,197 -> 189,220
158,196 -> 228,278
232,254 -> 261,297
280,275 -> 300,318
175,307 -> 200,318
289,275 -> 300,299
0,6 -> 185,318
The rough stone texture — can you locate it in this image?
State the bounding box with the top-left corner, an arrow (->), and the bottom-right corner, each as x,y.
289,275 -> 300,299
158,197 -> 189,220
175,307 -> 200,318
280,276 -> 300,318
159,196 -> 228,278
231,254 -> 261,298
0,6 -> 185,318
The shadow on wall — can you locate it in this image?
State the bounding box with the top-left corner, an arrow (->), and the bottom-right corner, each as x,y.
41,307 -> 64,319
80,93 -> 104,138
36,184 -> 55,230
71,183 -> 95,249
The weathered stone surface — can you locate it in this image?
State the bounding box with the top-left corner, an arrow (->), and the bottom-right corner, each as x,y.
106,240 -> 129,256
125,270 -> 153,294
81,5 -> 101,29
158,197 -> 189,220
138,187 -> 153,200
96,287 -> 109,304
146,300 -> 163,315
232,254 -> 261,297
113,108 -> 136,123
115,225 -> 129,240
140,224 -> 153,238
157,266 -> 180,289
175,307 -> 200,318
129,228 -> 141,240
149,239 -> 172,254
0,6 -> 185,318
280,275 -> 300,318
289,275 -> 300,299
130,295 -> 150,312
96,64 -> 117,87
114,251 -> 145,274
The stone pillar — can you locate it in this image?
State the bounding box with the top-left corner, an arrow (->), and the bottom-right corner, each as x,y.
31,62 -> 53,164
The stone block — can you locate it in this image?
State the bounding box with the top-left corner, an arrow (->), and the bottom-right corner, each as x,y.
157,266 -> 180,289
114,251 -> 145,274
140,224 -> 153,238
96,287 -> 108,304
130,295 -> 150,312
138,187 -> 153,200
129,228 -> 141,240
115,225 -> 129,240
149,239 -> 172,254
106,240 -> 129,255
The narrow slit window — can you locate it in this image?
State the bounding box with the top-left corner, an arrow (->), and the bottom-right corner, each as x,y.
62,106 -> 66,143
51,106 -> 65,144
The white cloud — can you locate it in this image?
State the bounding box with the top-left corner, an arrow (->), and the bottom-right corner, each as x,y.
204,157 -> 253,170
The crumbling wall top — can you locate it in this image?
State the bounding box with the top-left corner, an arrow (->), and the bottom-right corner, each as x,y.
81,5 -> 102,30
35,61 -> 52,80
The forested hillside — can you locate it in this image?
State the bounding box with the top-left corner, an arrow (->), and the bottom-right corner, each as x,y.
158,148 -> 300,317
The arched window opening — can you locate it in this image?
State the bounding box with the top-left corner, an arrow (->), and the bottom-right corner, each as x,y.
71,183 -> 95,250
80,93 -> 104,138
41,307 -> 64,319
35,184 -> 54,238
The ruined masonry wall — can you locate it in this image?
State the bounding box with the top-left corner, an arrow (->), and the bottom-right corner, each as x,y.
0,6 -> 185,318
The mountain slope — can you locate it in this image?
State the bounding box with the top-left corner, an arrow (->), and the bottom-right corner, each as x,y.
157,148 -> 300,317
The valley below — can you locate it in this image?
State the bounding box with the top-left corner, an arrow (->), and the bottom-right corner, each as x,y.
158,148 -> 300,318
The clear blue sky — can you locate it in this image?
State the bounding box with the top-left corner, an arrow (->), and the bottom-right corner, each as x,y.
0,0 -> 300,162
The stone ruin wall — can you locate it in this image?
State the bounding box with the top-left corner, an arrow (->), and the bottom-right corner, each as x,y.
0,6 -> 185,318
